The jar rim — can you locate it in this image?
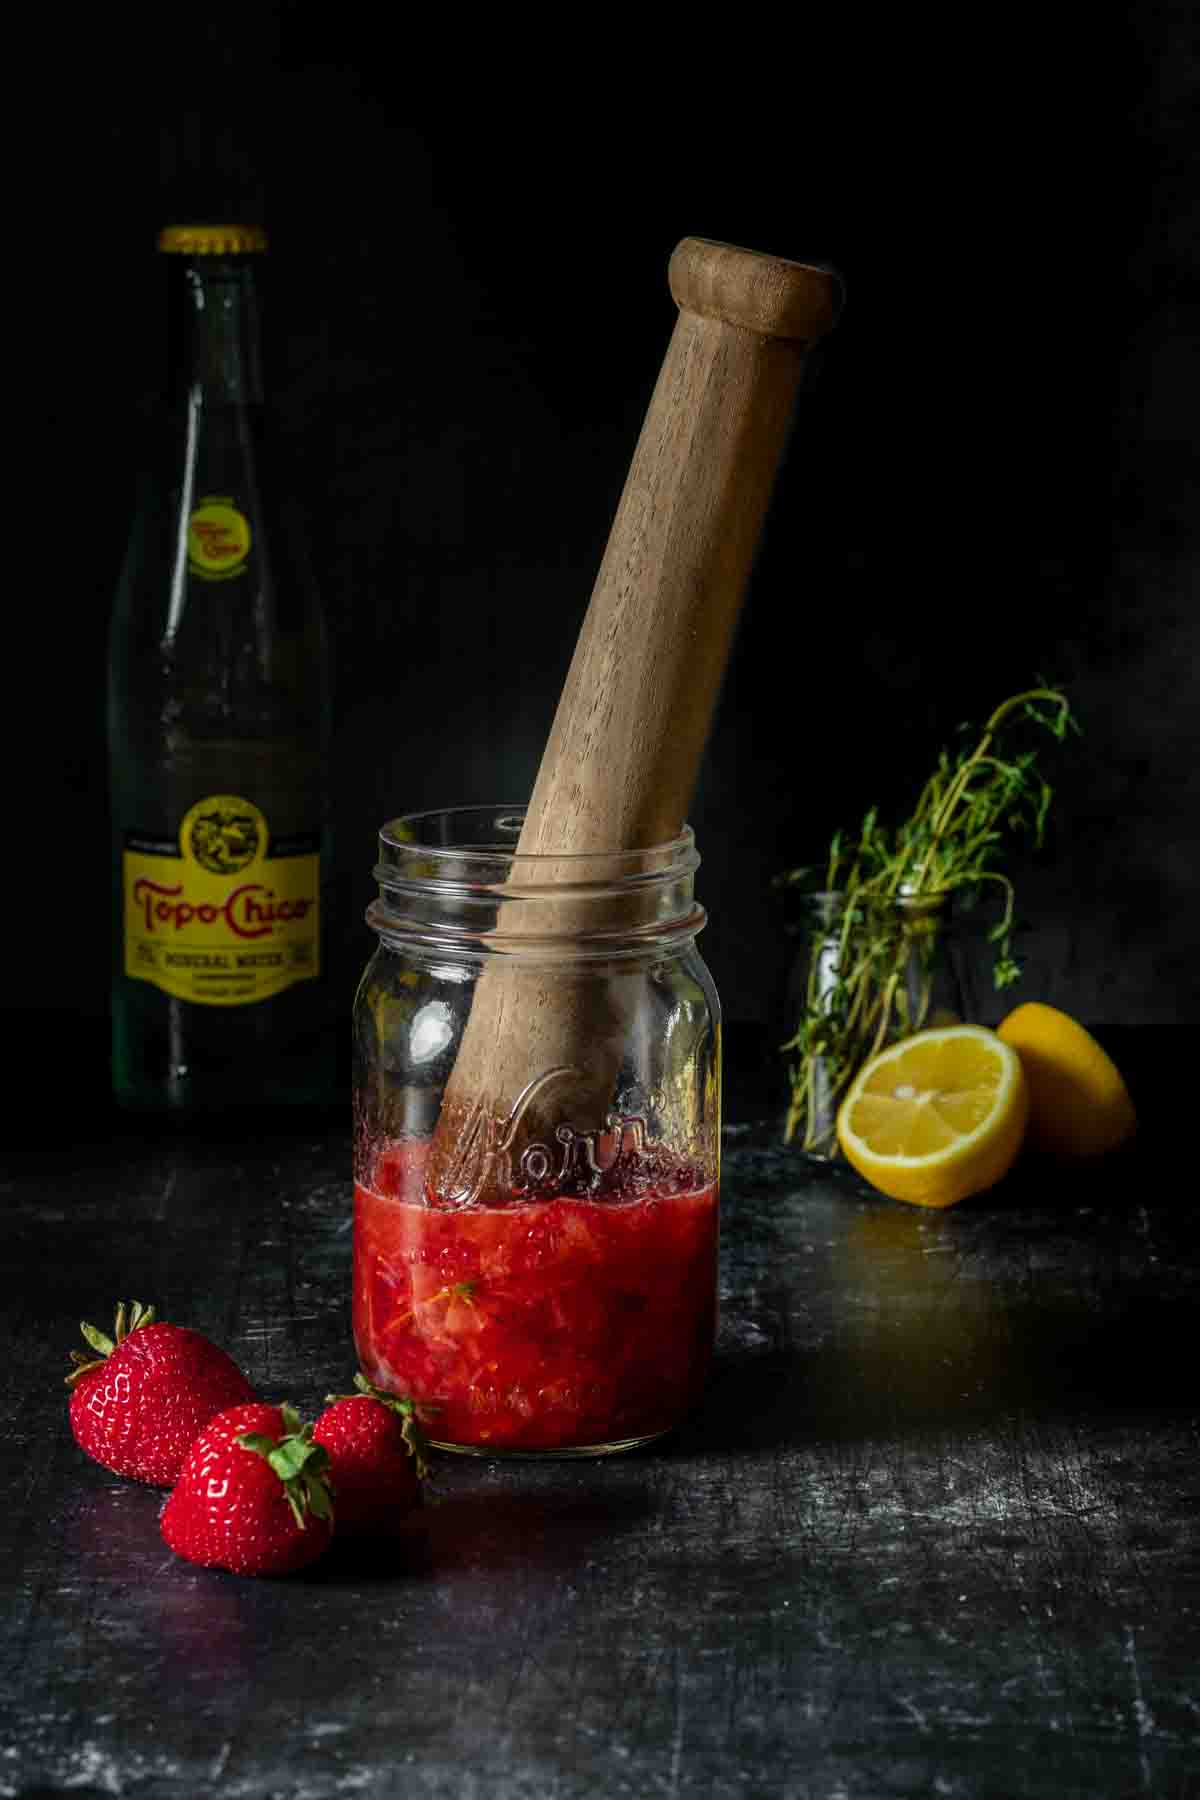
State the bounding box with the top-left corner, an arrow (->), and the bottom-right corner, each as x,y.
379,805 -> 697,870
782,885 -> 954,936
369,805 -> 704,959
790,885 -> 952,906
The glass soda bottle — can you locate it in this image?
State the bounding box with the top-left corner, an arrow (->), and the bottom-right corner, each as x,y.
108,223 -> 335,1114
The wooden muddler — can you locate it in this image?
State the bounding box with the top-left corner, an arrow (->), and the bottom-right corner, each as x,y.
428,238 -> 842,1201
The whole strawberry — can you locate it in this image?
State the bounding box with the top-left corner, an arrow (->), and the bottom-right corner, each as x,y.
161,1401 -> 334,1577
313,1375 -> 431,1535
66,1301 -> 256,1486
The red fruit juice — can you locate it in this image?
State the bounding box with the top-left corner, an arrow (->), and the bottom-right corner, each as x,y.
353,1139 -> 718,1453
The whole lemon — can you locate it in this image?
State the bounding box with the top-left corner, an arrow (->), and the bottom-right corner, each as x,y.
996,1002 -> 1136,1158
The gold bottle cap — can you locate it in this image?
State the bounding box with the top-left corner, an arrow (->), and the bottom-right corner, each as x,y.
158,224 -> 268,255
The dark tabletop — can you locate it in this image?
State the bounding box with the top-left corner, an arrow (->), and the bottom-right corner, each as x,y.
2,1025 -> 1198,1800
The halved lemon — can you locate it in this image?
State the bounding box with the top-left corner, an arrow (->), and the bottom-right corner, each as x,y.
996,1002 -> 1136,1158
836,1024 -> 1029,1208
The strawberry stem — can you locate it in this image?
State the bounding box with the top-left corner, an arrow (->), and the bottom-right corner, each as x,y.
65,1302 -> 158,1388
236,1412 -> 333,1530
323,1374 -> 435,1482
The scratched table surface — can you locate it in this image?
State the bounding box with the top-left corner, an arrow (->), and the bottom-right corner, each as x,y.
1,1024 -> 1197,1800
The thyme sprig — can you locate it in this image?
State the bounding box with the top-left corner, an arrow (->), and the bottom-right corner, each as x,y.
779,685 -> 1078,1150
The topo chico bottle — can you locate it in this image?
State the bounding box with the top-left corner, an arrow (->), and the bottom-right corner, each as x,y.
108,223 -> 335,1113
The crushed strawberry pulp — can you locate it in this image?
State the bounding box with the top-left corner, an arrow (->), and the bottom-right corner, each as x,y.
353,1138 -> 718,1452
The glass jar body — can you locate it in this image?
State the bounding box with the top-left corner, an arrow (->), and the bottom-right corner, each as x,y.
352,808 -> 721,1458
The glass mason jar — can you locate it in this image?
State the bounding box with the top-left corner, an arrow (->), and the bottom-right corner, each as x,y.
352,807 -> 721,1458
781,889 -> 977,1156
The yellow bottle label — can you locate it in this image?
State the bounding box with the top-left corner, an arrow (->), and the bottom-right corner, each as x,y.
123,796 -> 320,1006
187,497 -> 252,580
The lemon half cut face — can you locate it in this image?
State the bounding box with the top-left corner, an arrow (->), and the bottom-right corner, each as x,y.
836,1025 -> 1029,1208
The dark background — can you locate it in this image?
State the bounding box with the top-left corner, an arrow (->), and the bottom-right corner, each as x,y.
20,10 -> 1200,1068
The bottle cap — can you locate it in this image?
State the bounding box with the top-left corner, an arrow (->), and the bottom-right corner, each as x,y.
158,224 -> 268,255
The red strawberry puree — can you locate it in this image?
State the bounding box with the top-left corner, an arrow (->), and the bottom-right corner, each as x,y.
353,1139 -> 718,1453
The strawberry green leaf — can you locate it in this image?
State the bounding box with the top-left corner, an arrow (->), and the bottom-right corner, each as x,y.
64,1303 -> 160,1389
235,1416 -> 334,1531
265,1436 -> 325,1485
236,1433 -> 279,1456
304,1473 -> 334,1523
281,1485 -> 307,1530
63,1354 -> 107,1388
80,1324 -> 115,1358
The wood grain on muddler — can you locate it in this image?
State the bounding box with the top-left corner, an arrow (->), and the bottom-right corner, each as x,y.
427,238 -> 842,1201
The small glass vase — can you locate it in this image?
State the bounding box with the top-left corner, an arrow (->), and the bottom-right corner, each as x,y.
780,889 -> 977,1157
